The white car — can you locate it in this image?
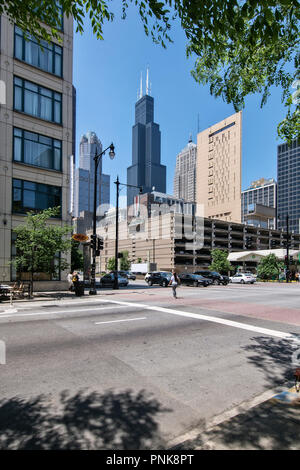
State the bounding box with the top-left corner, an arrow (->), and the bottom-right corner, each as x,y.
229,273 -> 256,284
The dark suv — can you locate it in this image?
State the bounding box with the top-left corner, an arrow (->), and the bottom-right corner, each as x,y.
194,270 -> 229,285
178,273 -> 211,287
147,272 -> 172,287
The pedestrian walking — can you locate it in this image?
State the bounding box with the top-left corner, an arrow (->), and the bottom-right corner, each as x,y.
72,271 -> 80,295
169,270 -> 180,299
295,272 -> 300,282
67,272 -> 73,291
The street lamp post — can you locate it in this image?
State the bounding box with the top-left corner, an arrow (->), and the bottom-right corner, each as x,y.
278,213 -> 291,283
113,178 -> 142,290
89,143 -> 115,295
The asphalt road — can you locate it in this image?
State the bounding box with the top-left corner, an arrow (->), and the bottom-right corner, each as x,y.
0,281 -> 300,449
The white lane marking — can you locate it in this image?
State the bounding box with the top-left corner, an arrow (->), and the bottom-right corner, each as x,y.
95,317 -> 146,325
0,305 -> 133,319
97,299 -> 297,341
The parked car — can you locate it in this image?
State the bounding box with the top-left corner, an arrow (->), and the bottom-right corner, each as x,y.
121,271 -> 136,280
146,272 -> 172,287
178,273 -> 212,287
113,271 -> 136,280
100,273 -> 129,287
194,270 -> 229,285
229,273 -> 256,284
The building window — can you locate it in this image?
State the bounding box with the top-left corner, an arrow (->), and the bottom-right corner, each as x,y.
13,127 -> 62,171
14,27 -> 63,77
12,178 -> 62,215
14,76 -> 62,124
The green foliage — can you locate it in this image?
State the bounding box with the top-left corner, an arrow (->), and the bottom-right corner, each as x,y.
71,239 -> 84,272
3,0 -> 299,141
185,0 -> 300,143
120,250 -> 131,270
12,207 -> 72,287
209,249 -> 234,274
257,254 -> 284,280
107,257 -> 116,271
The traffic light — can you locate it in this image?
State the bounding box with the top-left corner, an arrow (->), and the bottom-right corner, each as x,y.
245,236 -> 252,249
290,255 -> 294,264
270,239 -> 277,248
90,234 -> 96,247
97,237 -> 104,251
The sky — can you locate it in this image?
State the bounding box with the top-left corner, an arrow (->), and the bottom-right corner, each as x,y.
73,5 -> 288,206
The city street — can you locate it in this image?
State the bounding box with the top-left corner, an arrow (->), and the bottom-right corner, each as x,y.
0,281 -> 300,449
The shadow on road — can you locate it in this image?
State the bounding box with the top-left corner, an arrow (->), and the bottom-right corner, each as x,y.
243,333 -> 299,387
0,389 -> 171,450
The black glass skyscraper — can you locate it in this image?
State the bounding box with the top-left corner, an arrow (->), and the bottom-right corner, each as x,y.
277,138 -> 300,233
127,92 -> 166,207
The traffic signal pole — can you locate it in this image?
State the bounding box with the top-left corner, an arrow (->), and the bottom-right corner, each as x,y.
89,150 -> 99,295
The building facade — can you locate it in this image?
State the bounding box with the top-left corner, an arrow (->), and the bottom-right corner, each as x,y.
277,138 -> 300,234
0,11 -> 74,288
173,136 -> 197,202
196,111 -> 242,223
95,210 -> 300,274
242,178 -> 277,229
74,131 -> 110,221
127,76 -> 166,208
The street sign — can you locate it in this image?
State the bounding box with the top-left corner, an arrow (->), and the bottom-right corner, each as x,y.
72,234 -> 89,242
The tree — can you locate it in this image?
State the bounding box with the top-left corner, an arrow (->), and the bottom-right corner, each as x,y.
3,1 -> 298,141
107,257 -> 115,272
120,250 -> 130,271
185,1 -> 300,143
12,207 -> 72,294
257,254 -> 284,280
209,249 -> 234,274
71,239 -> 84,272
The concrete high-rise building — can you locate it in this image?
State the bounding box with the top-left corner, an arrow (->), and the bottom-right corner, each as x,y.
196,111 -> 242,223
173,136 -> 197,202
277,138 -> 300,233
242,178 -> 277,229
127,70 -> 166,207
0,10 -> 74,288
74,131 -> 110,220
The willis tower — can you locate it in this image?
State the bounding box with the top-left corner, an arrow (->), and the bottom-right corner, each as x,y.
127,70 -> 166,207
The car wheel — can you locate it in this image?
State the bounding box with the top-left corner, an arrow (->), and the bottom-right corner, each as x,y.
240,279 -> 245,284
194,281 -> 198,287
163,281 -> 168,287
204,283 -> 208,287
148,281 -> 153,286
213,279 -> 218,285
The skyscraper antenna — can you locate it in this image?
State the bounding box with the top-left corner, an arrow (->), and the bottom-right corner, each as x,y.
146,66 -> 150,95
139,71 -> 143,99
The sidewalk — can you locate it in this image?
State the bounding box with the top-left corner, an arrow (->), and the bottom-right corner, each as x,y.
170,384 -> 300,450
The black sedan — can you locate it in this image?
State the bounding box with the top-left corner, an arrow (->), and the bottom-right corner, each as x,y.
178,273 -> 212,287
100,273 -> 129,287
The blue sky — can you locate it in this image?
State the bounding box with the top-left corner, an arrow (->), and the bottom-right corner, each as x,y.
73,6 -> 288,204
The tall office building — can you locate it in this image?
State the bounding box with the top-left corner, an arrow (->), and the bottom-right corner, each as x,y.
277,138 -> 300,233
196,111 -> 242,223
241,178 -> 277,229
173,136 -> 197,202
0,10 -> 74,287
74,131 -> 110,219
127,71 -> 166,207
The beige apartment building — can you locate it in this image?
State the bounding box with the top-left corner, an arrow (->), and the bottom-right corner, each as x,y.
196,111 -> 242,223
0,11 -> 74,289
